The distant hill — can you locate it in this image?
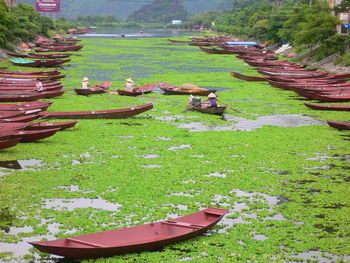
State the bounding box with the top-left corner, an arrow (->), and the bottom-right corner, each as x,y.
127,0 -> 189,23
17,0 -> 233,20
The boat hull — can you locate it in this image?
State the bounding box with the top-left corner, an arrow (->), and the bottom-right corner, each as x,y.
39,103 -> 153,119
29,207 -> 228,259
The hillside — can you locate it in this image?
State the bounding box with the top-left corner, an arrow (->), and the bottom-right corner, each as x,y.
17,0 -> 233,20
127,0 -> 189,23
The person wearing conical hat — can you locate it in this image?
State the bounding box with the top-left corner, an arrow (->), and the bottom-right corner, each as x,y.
81,77 -> 90,89
125,78 -> 140,92
208,93 -> 217,107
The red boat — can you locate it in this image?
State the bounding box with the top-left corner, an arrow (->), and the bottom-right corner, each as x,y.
0,90 -> 64,102
0,114 -> 39,123
0,109 -> 41,119
230,72 -> 269,82
29,207 -> 228,259
326,120 -> 350,130
304,103 -> 350,111
199,47 -> 237,54
157,82 -> 217,96
74,82 -> 113,96
39,103 -> 153,119
311,93 -> 350,102
7,52 -> 72,59
0,101 -> 52,111
10,59 -> 71,68
117,83 -> 156,96
167,39 -> 191,43
25,120 -> 78,130
0,138 -> 21,150
11,128 -> 60,142
35,45 -> 84,52
0,69 -> 60,75
188,42 -> 217,47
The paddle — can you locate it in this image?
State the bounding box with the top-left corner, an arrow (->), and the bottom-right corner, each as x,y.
181,102 -> 202,113
217,99 -> 242,113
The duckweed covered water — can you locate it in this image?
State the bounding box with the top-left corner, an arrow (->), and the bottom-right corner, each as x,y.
0,29 -> 349,262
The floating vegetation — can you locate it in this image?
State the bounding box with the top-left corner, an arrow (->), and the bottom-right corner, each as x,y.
0,29 -> 349,262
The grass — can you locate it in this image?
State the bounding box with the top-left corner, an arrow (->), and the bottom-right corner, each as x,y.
0,33 -> 349,262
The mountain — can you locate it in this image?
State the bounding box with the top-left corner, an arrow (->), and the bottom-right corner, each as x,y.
17,0 -> 233,20
127,0 -> 189,23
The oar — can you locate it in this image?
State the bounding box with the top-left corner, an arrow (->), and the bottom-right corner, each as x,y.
217,99 -> 242,113
181,102 -> 202,113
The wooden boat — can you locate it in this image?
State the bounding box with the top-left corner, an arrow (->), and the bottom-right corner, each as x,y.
39,103 -> 153,119
11,128 -> 60,142
199,47 -> 236,54
304,103 -> 350,111
26,120 -> 78,131
29,207 -> 228,259
0,109 -> 41,119
74,82 -> 113,96
326,120 -> 350,130
188,42 -> 217,47
117,83 -> 156,96
311,93 -> 350,102
0,69 -> 60,75
0,138 -> 20,150
35,45 -> 84,52
0,114 -> 39,123
191,106 -> 226,115
0,90 -> 64,102
74,88 -> 105,96
167,39 -> 191,43
0,101 -> 52,111
157,82 -> 217,96
230,72 -> 269,82
9,58 -> 71,67
0,74 -> 65,81
6,52 -> 72,59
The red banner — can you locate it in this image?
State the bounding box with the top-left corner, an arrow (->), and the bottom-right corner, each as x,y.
36,0 -> 60,12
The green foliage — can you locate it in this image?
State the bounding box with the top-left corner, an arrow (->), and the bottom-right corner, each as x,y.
335,50 -> 350,66
0,1 -> 56,48
55,18 -> 80,32
77,15 -> 119,27
127,0 -> 189,24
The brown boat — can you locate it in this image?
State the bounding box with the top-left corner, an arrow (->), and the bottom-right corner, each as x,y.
230,72 -> 269,82
0,101 -> 52,111
25,121 -> 78,131
304,103 -> 350,111
117,83 -> 156,96
29,207 -> 228,259
74,82 -> 113,96
326,120 -> 350,130
191,106 -> 226,115
11,128 -> 60,142
39,103 -> 153,119
0,114 -> 39,123
35,45 -> 84,52
0,138 -> 21,150
157,82 -> 217,96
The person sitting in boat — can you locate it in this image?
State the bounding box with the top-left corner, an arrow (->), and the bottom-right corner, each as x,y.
35,79 -> 43,92
201,93 -> 217,108
81,77 -> 90,89
125,78 -> 140,92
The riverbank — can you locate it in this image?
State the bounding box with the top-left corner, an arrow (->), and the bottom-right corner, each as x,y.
0,35 -> 349,262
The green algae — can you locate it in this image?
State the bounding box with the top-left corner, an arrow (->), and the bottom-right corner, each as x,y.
0,34 -> 349,262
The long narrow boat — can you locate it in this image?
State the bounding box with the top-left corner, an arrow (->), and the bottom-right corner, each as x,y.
304,103 -> 350,111
0,114 -> 39,123
157,82 -> 217,96
0,90 -> 64,102
26,120 -> 78,131
191,106 -> 226,115
0,69 -> 60,75
9,58 -> 71,67
230,72 -> 269,82
11,128 -> 60,142
39,103 -> 153,119
326,120 -> 350,130
0,138 -> 21,150
74,88 -> 106,96
29,207 -> 228,259
311,93 -> 350,102
35,45 -> 84,52
117,83 -> 156,96
0,101 -> 52,111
